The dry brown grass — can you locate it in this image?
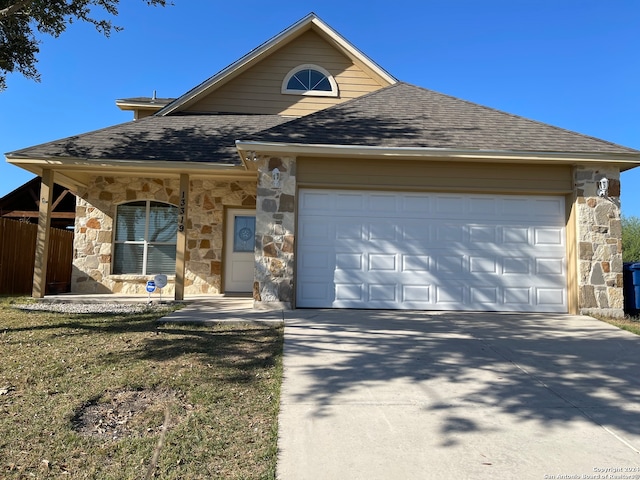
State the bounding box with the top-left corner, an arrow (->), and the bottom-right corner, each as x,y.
595,314 -> 640,336
0,298 -> 283,479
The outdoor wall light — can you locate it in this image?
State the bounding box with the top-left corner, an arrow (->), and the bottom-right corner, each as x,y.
246,151 -> 258,162
272,168 -> 281,188
597,177 -> 609,198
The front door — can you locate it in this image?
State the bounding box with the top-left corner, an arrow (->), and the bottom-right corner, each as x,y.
224,208 -> 256,293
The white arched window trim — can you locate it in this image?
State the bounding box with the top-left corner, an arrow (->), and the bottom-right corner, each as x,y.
281,64 -> 339,97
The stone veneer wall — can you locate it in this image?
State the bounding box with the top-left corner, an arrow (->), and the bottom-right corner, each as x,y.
72,176 -> 256,295
575,166 -> 623,317
254,156 -> 296,309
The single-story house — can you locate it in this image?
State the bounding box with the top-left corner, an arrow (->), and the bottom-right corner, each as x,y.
6,13 -> 640,316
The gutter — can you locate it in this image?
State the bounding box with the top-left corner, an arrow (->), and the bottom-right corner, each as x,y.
235,141 -> 640,169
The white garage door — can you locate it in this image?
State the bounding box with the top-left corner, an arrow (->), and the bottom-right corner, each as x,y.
296,189 -> 567,312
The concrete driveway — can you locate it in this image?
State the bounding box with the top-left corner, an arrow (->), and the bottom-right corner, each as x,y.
277,310 -> 640,479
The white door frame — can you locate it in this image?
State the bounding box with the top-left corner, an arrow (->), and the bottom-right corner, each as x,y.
224,208 -> 256,293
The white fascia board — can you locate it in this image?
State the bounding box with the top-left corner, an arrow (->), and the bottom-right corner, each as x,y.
235,141 -> 640,167
158,14 -> 319,116
308,17 -> 396,85
115,100 -> 168,110
6,156 -> 248,173
158,13 -> 396,116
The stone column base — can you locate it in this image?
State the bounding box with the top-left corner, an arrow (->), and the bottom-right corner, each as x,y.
254,301 -> 292,311
580,307 -> 624,319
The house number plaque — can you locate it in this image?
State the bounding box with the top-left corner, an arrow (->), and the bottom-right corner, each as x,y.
178,191 -> 186,232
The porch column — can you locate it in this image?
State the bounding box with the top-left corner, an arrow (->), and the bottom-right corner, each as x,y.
175,173 -> 189,301
32,169 -> 54,298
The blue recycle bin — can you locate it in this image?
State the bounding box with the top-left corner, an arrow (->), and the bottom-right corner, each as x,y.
623,262 -> 640,315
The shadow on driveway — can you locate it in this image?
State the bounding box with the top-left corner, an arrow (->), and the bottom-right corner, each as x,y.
277,311 -> 640,479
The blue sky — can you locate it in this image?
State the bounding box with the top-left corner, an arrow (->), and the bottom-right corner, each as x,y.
1,1 -> 639,215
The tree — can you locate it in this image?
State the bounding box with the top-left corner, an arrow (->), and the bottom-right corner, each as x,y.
622,216 -> 640,263
0,0 -> 168,91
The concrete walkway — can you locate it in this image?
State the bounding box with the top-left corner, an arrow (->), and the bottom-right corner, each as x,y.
277,310 -> 640,479
38,293 -> 284,324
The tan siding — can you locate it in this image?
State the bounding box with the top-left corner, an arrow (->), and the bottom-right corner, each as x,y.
185,30 -> 388,116
297,158 -> 574,194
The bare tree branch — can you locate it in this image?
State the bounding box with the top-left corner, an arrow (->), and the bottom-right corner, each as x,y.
0,1 -> 33,18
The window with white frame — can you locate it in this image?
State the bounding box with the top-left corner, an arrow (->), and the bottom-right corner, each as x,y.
282,64 -> 338,97
113,200 -> 178,275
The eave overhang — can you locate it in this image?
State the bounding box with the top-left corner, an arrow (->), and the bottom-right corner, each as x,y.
235,141 -> 640,171
5,155 -> 255,191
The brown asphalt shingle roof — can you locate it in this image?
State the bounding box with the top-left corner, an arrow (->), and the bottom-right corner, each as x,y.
7,114 -> 292,165
8,82 -> 637,164
250,82 -> 638,154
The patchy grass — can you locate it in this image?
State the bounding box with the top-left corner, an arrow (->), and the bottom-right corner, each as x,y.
0,298 -> 283,479
595,314 -> 640,336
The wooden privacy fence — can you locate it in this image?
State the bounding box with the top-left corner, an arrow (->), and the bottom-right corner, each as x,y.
0,218 -> 74,295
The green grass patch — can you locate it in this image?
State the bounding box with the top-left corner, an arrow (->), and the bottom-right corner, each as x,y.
0,298 -> 283,479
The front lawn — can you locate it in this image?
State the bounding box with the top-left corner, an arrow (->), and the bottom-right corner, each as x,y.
596,314 -> 640,336
0,298 -> 283,479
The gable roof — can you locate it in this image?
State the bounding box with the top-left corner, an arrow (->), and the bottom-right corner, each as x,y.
241,82 -> 638,156
157,13 -> 397,116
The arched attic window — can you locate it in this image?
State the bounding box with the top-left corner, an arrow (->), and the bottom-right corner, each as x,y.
282,64 -> 338,97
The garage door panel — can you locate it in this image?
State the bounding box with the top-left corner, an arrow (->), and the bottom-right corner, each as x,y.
298,219 -> 331,242
532,198 -> 565,217
535,258 -> 564,275
336,253 -> 363,270
402,255 -> 431,272
436,284 -> 465,304
536,288 -> 566,306
534,227 -> 564,246
336,193 -> 364,211
369,223 -> 397,241
297,189 -> 567,312
469,226 -> 497,243
301,191 -> 334,211
368,254 -> 397,271
402,285 -> 431,302
298,281 -> 332,304
469,197 -> 498,215
504,287 -> 532,306
435,196 -> 465,215
299,249 -> 332,269
470,286 -> 499,304
369,284 -> 397,302
336,283 -> 362,301
336,221 -> 363,241
469,256 -> 498,274
401,223 -> 431,241
436,225 -> 464,242
502,227 -> 530,244
402,196 -> 431,213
